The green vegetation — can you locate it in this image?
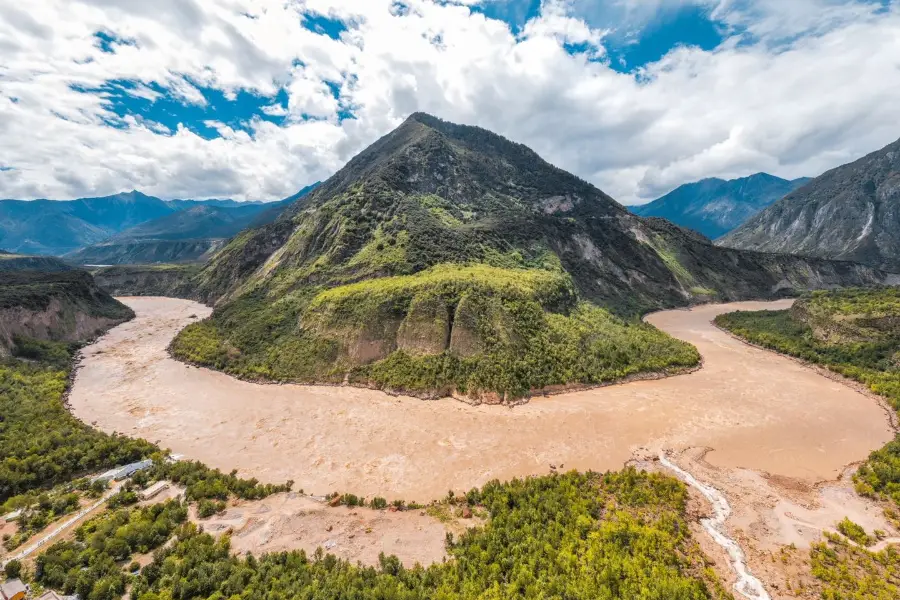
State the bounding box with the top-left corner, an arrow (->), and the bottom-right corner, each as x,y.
2,487 -> 81,551
837,517 -> 876,547
173,264 -> 698,400
0,339 -> 156,501
117,469 -> 730,600
714,288 -> 900,507
151,459 -> 292,501
353,302 -> 699,400
35,499 -> 189,600
811,531 -> 900,599
716,288 -> 900,594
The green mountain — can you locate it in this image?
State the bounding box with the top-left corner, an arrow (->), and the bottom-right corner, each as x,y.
719,136 -> 900,271
65,186 -> 318,265
632,173 -> 810,239
172,113 -> 889,401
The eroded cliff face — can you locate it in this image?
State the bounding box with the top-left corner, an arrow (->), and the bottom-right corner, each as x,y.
91,265 -> 199,299
0,297 -> 128,356
0,270 -> 134,356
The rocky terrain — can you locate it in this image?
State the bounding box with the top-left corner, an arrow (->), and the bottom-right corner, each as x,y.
633,172 -> 810,239
720,136 -> 900,271
91,264 -> 199,298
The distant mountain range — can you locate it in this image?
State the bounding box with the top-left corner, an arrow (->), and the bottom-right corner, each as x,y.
719,136 -> 900,272
0,184 -> 319,263
632,173 -> 811,239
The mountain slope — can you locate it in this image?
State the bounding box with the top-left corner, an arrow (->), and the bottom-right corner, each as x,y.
65,187 -> 317,265
174,113 -> 888,401
0,191 -> 176,255
0,251 -> 73,272
719,137 -> 900,271
632,173 -> 810,239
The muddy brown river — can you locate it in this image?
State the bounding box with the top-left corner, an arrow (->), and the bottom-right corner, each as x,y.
69,297 -> 893,502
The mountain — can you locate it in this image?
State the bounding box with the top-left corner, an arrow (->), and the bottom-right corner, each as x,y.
65,186 -> 318,265
0,191 -> 176,255
719,137 -> 900,271
632,173 -> 811,239
170,113 -> 888,401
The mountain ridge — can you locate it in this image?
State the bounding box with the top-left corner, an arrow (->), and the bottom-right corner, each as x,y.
172,112 -> 889,402
719,136 -> 900,271
632,172 -> 811,239
0,186 -> 319,258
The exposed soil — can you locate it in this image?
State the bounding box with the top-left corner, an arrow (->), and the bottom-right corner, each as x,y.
193,492 -> 473,567
67,297 -> 899,594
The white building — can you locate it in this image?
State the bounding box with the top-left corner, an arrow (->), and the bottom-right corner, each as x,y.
139,480 -> 170,501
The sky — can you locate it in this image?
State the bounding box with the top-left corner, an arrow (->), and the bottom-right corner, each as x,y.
1,0 -> 898,204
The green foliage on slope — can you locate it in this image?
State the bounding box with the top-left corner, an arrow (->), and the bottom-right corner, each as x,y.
811,531 -> 900,599
0,340 -> 156,501
172,264 -> 698,400
35,499 -> 189,600
123,469 -> 730,600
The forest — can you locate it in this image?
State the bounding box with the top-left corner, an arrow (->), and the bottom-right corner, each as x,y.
0,338 -> 156,501
122,469 -> 730,600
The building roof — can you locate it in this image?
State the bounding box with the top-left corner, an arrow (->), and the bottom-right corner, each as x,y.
0,579 -> 27,599
35,591 -> 77,600
143,480 -> 169,493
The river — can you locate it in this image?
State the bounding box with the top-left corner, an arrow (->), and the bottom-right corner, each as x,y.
69,296 -> 892,502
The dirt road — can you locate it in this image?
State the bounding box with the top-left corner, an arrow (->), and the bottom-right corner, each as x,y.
68,297 -> 892,502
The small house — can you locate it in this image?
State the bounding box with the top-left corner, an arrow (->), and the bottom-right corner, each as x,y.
114,460 -> 153,481
139,480 -> 170,501
0,579 -> 26,600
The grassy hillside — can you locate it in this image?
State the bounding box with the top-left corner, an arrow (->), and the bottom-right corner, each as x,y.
715,288 -> 900,506
173,264 -> 699,401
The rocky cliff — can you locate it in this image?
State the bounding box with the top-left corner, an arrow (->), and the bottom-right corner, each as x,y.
719,136 -> 900,272
0,270 -> 134,355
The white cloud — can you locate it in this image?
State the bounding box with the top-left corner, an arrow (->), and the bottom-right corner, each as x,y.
0,0 -> 898,203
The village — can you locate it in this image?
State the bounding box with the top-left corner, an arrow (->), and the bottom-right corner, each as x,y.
1,460 -> 171,600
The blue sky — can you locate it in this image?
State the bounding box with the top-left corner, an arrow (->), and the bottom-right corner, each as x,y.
71,2 -> 733,145
1,0 -> 899,202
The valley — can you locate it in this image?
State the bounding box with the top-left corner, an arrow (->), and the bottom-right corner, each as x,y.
65,295 -> 899,597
